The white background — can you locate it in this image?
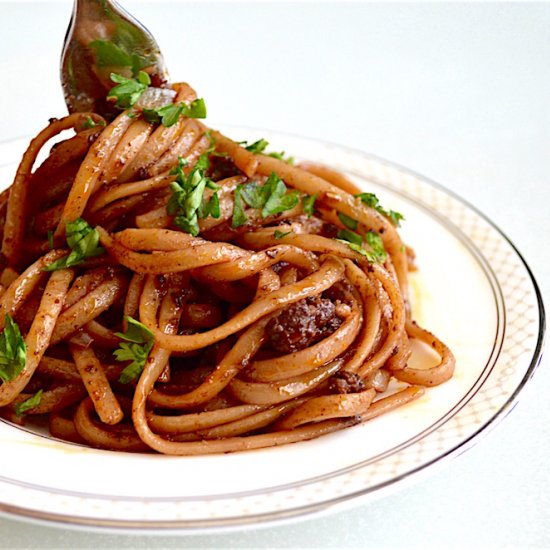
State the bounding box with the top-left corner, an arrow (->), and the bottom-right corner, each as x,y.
0,1 -> 549,548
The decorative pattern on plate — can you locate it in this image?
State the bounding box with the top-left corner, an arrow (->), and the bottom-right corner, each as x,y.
0,131 -> 544,532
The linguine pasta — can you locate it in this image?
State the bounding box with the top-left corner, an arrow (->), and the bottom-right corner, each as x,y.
0,78 -> 455,454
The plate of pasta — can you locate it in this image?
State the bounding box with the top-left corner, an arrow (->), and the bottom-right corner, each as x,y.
0,108 -> 543,531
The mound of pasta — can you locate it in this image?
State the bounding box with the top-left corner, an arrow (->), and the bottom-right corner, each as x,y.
0,75 -> 454,454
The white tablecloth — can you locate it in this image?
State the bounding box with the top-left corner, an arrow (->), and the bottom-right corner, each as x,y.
0,2 -> 548,548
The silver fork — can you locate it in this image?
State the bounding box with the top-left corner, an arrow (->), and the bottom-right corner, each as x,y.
60,0 -> 169,119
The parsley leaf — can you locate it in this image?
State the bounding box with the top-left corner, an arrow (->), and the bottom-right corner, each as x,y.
365,231 -> 388,263
114,317 -> 154,384
337,228 -> 362,246
240,139 -> 294,163
198,191 -> 221,219
261,173 -> 299,217
231,173 -> 299,227
302,194 -> 317,217
0,314 -> 26,384
83,116 -> 96,129
274,229 -> 292,239
355,192 -> 405,227
47,230 -> 54,250
388,210 -> 405,226
268,151 -> 295,165
83,116 -> 106,130
107,71 -> 150,109
167,155 -> 215,236
336,239 -> 370,259
15,390 -> 43,416
244,138 -> 269,153
338,212 -> 358,230
231,185 -> 248,228
144,99 -> 207,127
336,229 -> 387,263
90,39 -> 133,68
43,219 -> 105,271
240,181 -> 266,209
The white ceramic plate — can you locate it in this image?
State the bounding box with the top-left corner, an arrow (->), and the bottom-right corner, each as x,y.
0,129 -> 544,533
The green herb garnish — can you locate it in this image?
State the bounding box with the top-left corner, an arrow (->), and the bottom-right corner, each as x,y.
0,315 -> 26,384
336,229 -> 387,263
114,317 -> 154,384
261,173 -> 300,217
355,192 -> 404,227
107,71 -> 150,109
90,39 -> 152,76
83,116 -> 106,130
167,154 -> 217,236
338,212 -> 358,230
143,98 -> 207,127
302,194 -> 317,217
274,229 -> 292,239
15,390 -> 43,416
336,229 -> 362,246
365,231 -> 387,263
244,138 -> 269,154
231,172 -> 299,227
43,219 -> 104,271
83,116 -> 96,129
231,185 -> 248,228
267,151 -> 295,165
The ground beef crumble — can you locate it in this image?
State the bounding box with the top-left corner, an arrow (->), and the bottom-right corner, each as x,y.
266,295 -> 342,353
328,371 -> 366,394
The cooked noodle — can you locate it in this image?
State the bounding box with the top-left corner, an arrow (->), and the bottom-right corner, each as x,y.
0,81 -> 455,454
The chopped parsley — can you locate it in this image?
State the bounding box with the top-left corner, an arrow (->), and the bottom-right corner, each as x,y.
167,155 -> 218,236
355,192 -> 404,227
302,194 -> 317,217
274,229 -> 292,239
114,317 -> 155,384
231,185 -> 248,228
47,230 -> 54,250
267,150 -> 295,165
83,116 -> 106,130
365,231 -> 388,263
89,38 -> 153,77
337,228 -> 362,246
142,98 -> 207,127
261,173 -> 300,217
239,138 -> 294,163
43,219 -> 104,272
15,390 -> 43,416
336,229 -> 387,263
0,314 -> 26,384
107,71 -> 150,109
338,212 -> 358,230
231,172 -> 299,228
244,138 -> 269,154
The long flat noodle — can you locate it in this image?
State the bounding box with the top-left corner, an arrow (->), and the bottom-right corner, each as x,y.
98,227 -> 247,273
0,268 -> 74,406
2,113 -> 99,265
228,359 -> 344,405
275,389 -> 376,430
55,112 -> 134,238
0,249 -> 66,330
70,344 -> 123,425
50,275 -> 126,344
392,320 -> 455,386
